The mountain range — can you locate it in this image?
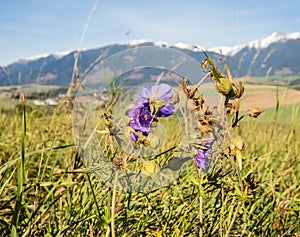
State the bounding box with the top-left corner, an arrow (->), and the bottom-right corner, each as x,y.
1,32 -> 300,86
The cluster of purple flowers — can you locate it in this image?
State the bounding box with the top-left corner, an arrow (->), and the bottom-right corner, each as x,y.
126,84 -> 175,141
126,83 -> 214,171
194,136 -> 214,171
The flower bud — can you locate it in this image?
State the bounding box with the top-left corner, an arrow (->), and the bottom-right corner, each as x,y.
105,119 -> 112,128
232,136 -> 245,151
201,59 -> 209,69
215,77 -> 233,95
141,161 -> 158,175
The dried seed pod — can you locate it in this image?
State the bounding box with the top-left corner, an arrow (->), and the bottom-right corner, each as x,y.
237,81 -> 245,98
226,100 -> 236,116
193,95 -> 205,111
113,155 -> 124,169
182,77 -> 198,99
198,119 -> 212,133
248,107 -> 263,118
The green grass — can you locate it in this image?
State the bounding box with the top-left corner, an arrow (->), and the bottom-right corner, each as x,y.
0,98 -> 20,109
0,84 -> 62,93
259,103 -> 300,124
247,75 -> 300,85
0,98 -> 299,236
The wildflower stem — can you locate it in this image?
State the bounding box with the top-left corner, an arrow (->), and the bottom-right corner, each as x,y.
199,195 -> 203,237
111,170 -> 119,237
197,169 -> 204,237
220,95 -> 227,126
224,202 -> 241,237
86,173 -> 102,218
195,72 -> 211,89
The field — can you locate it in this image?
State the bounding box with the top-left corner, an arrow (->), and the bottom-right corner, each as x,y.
0,81 -> 300,236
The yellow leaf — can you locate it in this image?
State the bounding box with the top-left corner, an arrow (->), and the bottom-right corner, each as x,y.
236,150 -> 243,170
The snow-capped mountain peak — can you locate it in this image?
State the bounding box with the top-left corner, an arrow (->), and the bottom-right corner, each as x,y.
208,45 -> 244,56
209,32 -> 300,55
248,31 -> 300,49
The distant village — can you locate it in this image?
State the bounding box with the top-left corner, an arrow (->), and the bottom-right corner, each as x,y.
32,88 -> 109,107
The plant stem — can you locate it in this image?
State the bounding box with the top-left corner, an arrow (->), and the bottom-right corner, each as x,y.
111,170 -> 118,237
199,195 -> 203,237
225,202 -> 241,237
195,72 -> 211,89
197,169 -> 203,237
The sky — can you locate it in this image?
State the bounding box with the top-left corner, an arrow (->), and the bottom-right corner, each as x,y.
0,0 -> 300,66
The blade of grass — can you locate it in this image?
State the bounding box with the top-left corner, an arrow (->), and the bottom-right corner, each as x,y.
11,94 -> 26,236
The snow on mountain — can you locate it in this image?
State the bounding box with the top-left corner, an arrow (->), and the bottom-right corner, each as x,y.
247,32 -> 300,49
208,45 -> 244,56
17,50 -> 71,64
208,32 -> 300,55
154,40 -> 170,47
127,39 -> 195,50
53,50 -> 72,59
173,42 -> 195,50
12,32 -> 300,66
128,39 -> 150,46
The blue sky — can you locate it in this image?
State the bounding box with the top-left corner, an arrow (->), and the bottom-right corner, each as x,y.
0,0 -> 299,66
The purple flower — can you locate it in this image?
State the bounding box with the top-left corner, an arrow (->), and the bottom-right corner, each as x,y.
127,102 -> 153,136
194,148 -> 210,171
194,136 -> 214,171
137,84 -> 175,117
200,137 -> 214,149
126,84 -> 175,138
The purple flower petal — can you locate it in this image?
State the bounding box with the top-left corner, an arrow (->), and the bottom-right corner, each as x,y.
127,102 -> 153,135
194,135 -> 214,171
130,131 -> 138,141
196,135 -> 214,149
136,84 -> 175,117
156,103 -> 175,117
194,148 -> 210,171
201,139 -> 214,149
137,84 -> 173,103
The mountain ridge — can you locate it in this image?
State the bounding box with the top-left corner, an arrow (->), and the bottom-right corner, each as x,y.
1,32 -> 300,86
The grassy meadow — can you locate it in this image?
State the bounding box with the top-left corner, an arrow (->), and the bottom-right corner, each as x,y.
0,82 -> 300,236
